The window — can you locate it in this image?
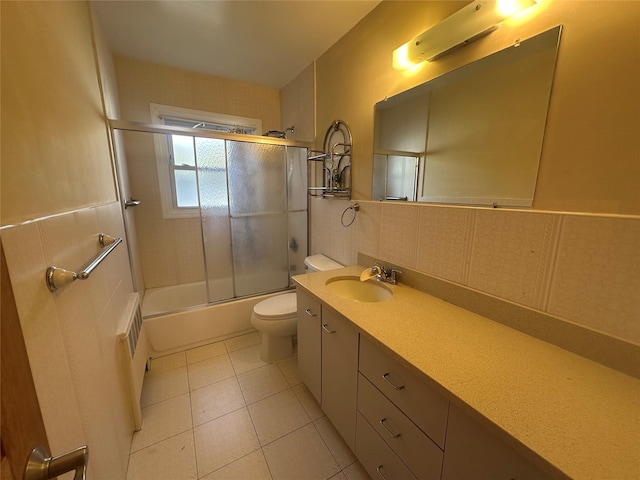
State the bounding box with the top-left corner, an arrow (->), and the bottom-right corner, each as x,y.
150,103 -> 262,218
168,134 -> 198,208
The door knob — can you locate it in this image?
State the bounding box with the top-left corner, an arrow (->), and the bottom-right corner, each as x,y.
24,445 -> 88,480
124,197 -> 141,209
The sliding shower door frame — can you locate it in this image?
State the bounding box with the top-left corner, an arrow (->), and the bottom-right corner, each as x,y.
110,119 -> 310,306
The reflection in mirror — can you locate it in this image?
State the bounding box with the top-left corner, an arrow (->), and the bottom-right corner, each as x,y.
373,25 -> 562,206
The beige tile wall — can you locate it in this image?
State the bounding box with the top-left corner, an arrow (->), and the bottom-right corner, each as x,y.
114,56 -> 283,289
415,206 -> 473,285
310,199 -> 640,346
467,210 -> 560,309
1,202 -> 136,479
547,216 -> 640,339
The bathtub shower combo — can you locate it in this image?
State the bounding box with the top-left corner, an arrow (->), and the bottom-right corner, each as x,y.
112,123 -> 309,355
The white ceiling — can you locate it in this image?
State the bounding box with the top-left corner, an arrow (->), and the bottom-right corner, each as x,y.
91,0 -> 381,89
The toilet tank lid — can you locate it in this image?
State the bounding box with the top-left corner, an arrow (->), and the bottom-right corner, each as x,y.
304,254 -> 343,272
254,293 -> 297,317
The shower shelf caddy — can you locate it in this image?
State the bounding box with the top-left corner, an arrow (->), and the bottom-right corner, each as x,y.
308,120 -> 352,199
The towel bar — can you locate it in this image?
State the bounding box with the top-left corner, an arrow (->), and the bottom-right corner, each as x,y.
46,234 -> 122,292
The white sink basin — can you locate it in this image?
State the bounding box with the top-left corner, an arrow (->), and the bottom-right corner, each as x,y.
325,276 -> 392,303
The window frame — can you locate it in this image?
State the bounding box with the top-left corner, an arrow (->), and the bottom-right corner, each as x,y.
149,103 -> 262,219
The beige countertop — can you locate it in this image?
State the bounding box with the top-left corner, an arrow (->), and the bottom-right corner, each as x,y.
293,266 -> 640,480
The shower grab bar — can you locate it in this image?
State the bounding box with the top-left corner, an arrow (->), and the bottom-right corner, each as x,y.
46,234 -> 122,292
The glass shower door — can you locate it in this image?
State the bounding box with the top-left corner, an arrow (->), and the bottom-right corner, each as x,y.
227,141 -> 289,296
114,124 -> 308,316
197,138 -> 307,302
196,137 -> 235,302
287,146 -> 308,278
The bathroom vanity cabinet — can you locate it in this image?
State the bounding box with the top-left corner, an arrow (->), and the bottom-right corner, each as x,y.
320,306 -> 358,449
441,405 -> 548,480
296,285 -> 552,480
296,289 -> 359,450
297,288 -> 322,402
357,336 -> 447,480
357,335 -> 549,480
293,266 -> 639,479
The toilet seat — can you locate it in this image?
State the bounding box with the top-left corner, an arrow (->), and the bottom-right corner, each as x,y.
250,293 -> 298,363
253,293 -> 297,320
252,254 -> 343,362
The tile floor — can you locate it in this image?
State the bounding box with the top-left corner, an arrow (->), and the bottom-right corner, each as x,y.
126,332 -> 371,480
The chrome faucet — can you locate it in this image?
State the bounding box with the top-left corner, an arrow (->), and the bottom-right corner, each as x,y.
361,263 -> 402,285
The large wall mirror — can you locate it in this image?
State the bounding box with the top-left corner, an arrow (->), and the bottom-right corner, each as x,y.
372,25 -> 562,207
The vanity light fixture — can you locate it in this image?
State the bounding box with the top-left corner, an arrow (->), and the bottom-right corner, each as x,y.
393,0 -> 537,70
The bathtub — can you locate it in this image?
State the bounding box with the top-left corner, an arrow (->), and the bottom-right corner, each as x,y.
142,281 -> 209,317
142,279 -> 294,356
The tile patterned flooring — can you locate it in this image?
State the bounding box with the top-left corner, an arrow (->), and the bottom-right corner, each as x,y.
126,332 -> 371,480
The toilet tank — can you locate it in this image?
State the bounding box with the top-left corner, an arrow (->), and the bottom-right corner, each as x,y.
304,254 -> 343,272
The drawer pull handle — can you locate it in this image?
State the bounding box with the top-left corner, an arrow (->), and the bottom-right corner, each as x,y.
322,324 -> 336,334
379,418 -> 401,438
376,465 -> 388,480
382,373 -> 405,390
305,308 -> 317,317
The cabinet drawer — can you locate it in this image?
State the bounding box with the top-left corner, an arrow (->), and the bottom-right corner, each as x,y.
359,336 -> 449,448
356,412 -> 418,480
358,374 -> 443,480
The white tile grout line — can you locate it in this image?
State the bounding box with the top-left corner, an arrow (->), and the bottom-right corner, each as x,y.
187,366 -> 200,480
136,333 -> 360,479
133,347 -> 360,479
461,208 -> 476,285
537,214 -> 564,312
309,418 -> 350,476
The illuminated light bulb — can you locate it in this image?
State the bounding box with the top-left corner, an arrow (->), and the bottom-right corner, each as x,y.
393,43 -> 420,71
496,0 -> 537,18
393,0 -> 540,71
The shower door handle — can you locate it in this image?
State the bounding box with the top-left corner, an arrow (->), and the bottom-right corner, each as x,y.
124,197 -> 141,209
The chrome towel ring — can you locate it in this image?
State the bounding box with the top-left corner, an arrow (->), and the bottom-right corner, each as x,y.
341,203 -> 359,227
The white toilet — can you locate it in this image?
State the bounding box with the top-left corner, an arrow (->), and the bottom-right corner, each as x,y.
251,254 -> 343,362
